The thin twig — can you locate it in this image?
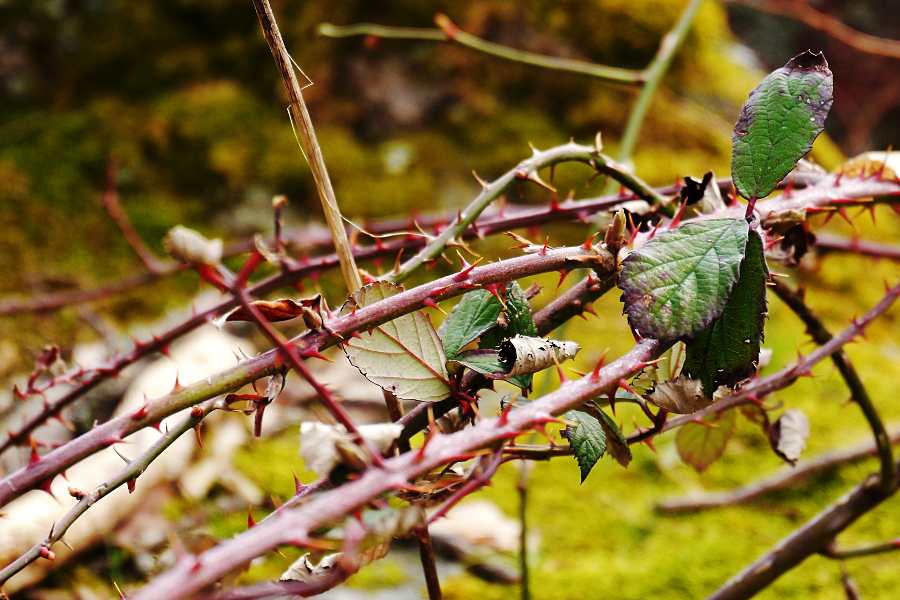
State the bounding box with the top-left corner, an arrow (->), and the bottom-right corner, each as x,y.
101,159 -> 170,274
387,140 -> 666,283
822,537 -> 900,560
658,427 -> 900,512
318,18 -> 644,85
705,464 -> 899,600
771,278 -> 896,492
416,527 -> 443,600
0,398 -> 217,586
728,0 -> 900,59
614,0 -> 705,168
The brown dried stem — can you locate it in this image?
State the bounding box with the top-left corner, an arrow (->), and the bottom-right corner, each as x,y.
770,278 -> 896,492
251,0 -> 362,293
728,0 -> 900,59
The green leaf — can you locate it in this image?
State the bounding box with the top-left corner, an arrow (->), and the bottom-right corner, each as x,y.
562,410 -> 607,483
479,281 -> 539,347
437,288 -> 504,359
592,402 -> 632,468
682,230 -> 769,397
341,282 -> 451,403
676,407 -> 738,473
452,349 -> 507,378
731,51 -> 834,200
479,281 -> 538,390
619,219 -> 750,341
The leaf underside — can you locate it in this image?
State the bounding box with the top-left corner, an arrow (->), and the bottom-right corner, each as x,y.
676,407 -> 738,473
593,402 -> 632,468
342,282 -> 451,403
452,349 -> 507,378
682,230 -> 769,397
619,219 -> 750,341
732,50 -> 834,201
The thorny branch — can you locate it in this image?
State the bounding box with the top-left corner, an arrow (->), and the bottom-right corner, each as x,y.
770,278 -> 896,492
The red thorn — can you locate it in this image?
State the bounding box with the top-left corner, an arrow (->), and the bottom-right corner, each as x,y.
549,192 -> 561,212
248,507 -> 257,529
414,427 -> 437,463
498,399 -> 516,426
782,175 -> 795,198
37,476 -> 55,497
668,198 -> 689,230
617,379 -> 640,397
484,282 -> 507,306
626,212 -> 639,247
582,303 -> 598,318
618,185 -> 628,197
590,349 -> 610,381
648,221 -> 661,240
237,251 -> 265,285
127,478 -> 137,494
555,269 -> 571,291
834,173 -> 843,186
132,404 -> 150,421
293,468 -> 304,495
299,347 -> 334,362
581,234 -> 597,249
194,423 -> 204,449
539,237 -> 550,256
421,298 -> 440,310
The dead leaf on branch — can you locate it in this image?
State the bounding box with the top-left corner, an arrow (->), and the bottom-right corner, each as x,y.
223,295 -> 329,327
646,375 -> 714,415
341,282 -> 451,403
769,409 -> 810,465
299,422 -> 403,478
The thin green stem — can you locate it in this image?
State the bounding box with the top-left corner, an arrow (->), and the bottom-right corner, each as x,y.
771,279 -> 896,493
614,0 -> 705,168
318,18 -> 644,85
517,460 -> 533,600
386,140 -> 665,283
823,537 -> 900,560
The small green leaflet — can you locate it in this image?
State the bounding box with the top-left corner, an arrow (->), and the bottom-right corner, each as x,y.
683,230 -> 769,397
563,410 -> 607,483
676,407 -> 737,473
437,288 -> 503,360
732,51 -> 834,201
619,219 -> 750,341
341,282 -> 451,404
479,281 -> 538,390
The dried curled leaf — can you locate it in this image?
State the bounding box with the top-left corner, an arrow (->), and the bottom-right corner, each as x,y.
299,422 -> 402,478
769,409 -> 810,465
498,335 -> 580,376
224,295 -> 328,327
163,225 -> 223,265
645,375 -> 714,415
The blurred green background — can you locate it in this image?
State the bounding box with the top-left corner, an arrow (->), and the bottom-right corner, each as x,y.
2,0 -> 900,598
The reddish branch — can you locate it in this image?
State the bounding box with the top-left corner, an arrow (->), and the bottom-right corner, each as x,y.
0,243 -> 615,507
127,340 -> 660,600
